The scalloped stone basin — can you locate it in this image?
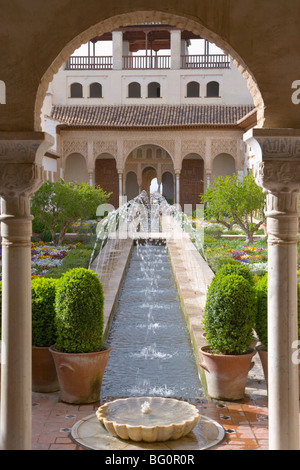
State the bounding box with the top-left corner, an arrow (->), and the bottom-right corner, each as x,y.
96,397 -> 200,442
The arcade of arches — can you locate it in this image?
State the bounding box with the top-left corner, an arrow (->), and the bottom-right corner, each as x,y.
0,0 -> 300,451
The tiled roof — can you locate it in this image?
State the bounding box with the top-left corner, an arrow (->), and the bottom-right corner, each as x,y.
50,104 -> 255,129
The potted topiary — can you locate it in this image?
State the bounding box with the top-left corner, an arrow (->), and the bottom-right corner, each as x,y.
50,267 -> 112,404
255,274 -> 300,388
200,273 -> 256,400
32,277 -> 60,392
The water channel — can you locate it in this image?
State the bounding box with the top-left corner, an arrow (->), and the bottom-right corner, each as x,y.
101,238 -> 203,400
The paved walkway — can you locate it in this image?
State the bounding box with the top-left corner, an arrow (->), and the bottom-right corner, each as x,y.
32,390 -> 268,450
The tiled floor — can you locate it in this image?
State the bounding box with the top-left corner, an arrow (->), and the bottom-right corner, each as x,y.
32,391 -> 269,450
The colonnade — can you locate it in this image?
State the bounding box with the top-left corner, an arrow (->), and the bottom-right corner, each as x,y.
0,129 -> 299,450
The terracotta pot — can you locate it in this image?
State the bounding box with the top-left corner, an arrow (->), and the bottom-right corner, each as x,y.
199,345 -> 256,401
32,346 -> 60,393
256,344 -> 268,385
50,344 -> 112,404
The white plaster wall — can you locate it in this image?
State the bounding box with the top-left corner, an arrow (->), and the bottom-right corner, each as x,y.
48,60 -> 253,106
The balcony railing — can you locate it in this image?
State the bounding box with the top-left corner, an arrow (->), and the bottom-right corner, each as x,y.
123,55 -> 170,69
65,56 -> 113,70
65,54 -> 230,70
181,54 -> 230,69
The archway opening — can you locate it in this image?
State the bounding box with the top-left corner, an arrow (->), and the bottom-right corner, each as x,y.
65,153 -> 89,183
95,153 -> 119,209
212,153 -> 236,182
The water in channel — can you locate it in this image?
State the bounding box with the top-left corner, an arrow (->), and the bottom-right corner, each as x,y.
101,239 -> 203,400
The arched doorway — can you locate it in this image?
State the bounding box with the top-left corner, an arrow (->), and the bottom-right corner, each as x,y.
95,153 -> 119,209
162,172 -> 174,203
212,153 -> 236,181
126,171 -> 139,200
142,166 -> 157,196
64,153 -> 89,183
180,154 -> 204,211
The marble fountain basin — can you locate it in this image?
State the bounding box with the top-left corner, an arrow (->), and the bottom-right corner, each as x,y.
96,396 -> 200,442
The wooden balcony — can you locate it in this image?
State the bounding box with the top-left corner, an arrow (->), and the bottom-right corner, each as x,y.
65,54 -> 230,70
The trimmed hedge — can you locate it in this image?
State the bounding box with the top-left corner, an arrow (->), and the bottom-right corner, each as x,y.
204,273 -> 256,355
55,268 -> 104,353
217,263 -> 255,287
255,275 -> 300,348
32,277 -> 58,347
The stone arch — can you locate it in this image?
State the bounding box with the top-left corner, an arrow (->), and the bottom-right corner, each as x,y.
142,166 -> 157,195
34,11 -> 264,130
124,141 -> 175,166
64,153 -> 89,183
212,153 -> 236,180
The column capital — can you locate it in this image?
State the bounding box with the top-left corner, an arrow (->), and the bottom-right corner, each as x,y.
0,132 -> 53,215
244,128 -> 300,192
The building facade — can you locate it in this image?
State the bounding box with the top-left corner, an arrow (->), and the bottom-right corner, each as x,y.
42,24 -> 255,209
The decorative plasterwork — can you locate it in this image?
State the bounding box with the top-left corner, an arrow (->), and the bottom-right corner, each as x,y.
93,141 -> 118,160
211,138 -> 238,159
181,140 -> 206,158
63,140 -> 88,158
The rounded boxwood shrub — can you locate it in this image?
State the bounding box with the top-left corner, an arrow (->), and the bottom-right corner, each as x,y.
55,267 -> 104,353
32,277 -> 58,347
204,273 -> 256,355
255,275 -> 300,348
216,263 -> 255,286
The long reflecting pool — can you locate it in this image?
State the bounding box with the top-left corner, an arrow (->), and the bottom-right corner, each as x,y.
101,240 -> 203,399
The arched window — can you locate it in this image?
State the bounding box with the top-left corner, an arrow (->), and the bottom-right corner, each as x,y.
128,82 -> 141,98
148,82 -> 161,98
70,82 -> 83,98
187,81 -> 200,97
206,81 -> 220,97
89,82 -> 102,98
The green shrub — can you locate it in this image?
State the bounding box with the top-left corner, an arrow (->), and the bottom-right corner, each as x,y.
204,274 -> 256,355
55,268 -> 104,353
32,278 -> 58,347
255,274 -> 268,347
44,247 -> 93,279
255,275 -> 300,348
217,263 -> 255,286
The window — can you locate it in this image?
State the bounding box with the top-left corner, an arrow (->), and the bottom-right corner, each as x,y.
70,82 -> 83,98
89,82 -> 102,98
128,82 -> 141,98
206,81 -> 220,97
148,82 -> 161,98
187,81 -> 200,97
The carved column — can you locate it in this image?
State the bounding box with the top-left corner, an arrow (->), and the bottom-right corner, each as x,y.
0,133 -> 51,450
175,170 -> 181,207
244,129 -> 300,450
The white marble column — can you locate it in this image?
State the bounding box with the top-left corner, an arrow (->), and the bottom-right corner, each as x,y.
0,133 -> 51,450
112,30 -> 123,70
244,129 -> 300,450
118,171 -> 123,207
175,170 -> 180,206
170,29 -> 181,70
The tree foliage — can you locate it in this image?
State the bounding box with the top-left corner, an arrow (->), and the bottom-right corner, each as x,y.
31,180 -> 110,245
201,173 -> 266,244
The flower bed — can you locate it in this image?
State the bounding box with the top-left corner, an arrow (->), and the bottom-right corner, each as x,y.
0,241 -> 82,281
